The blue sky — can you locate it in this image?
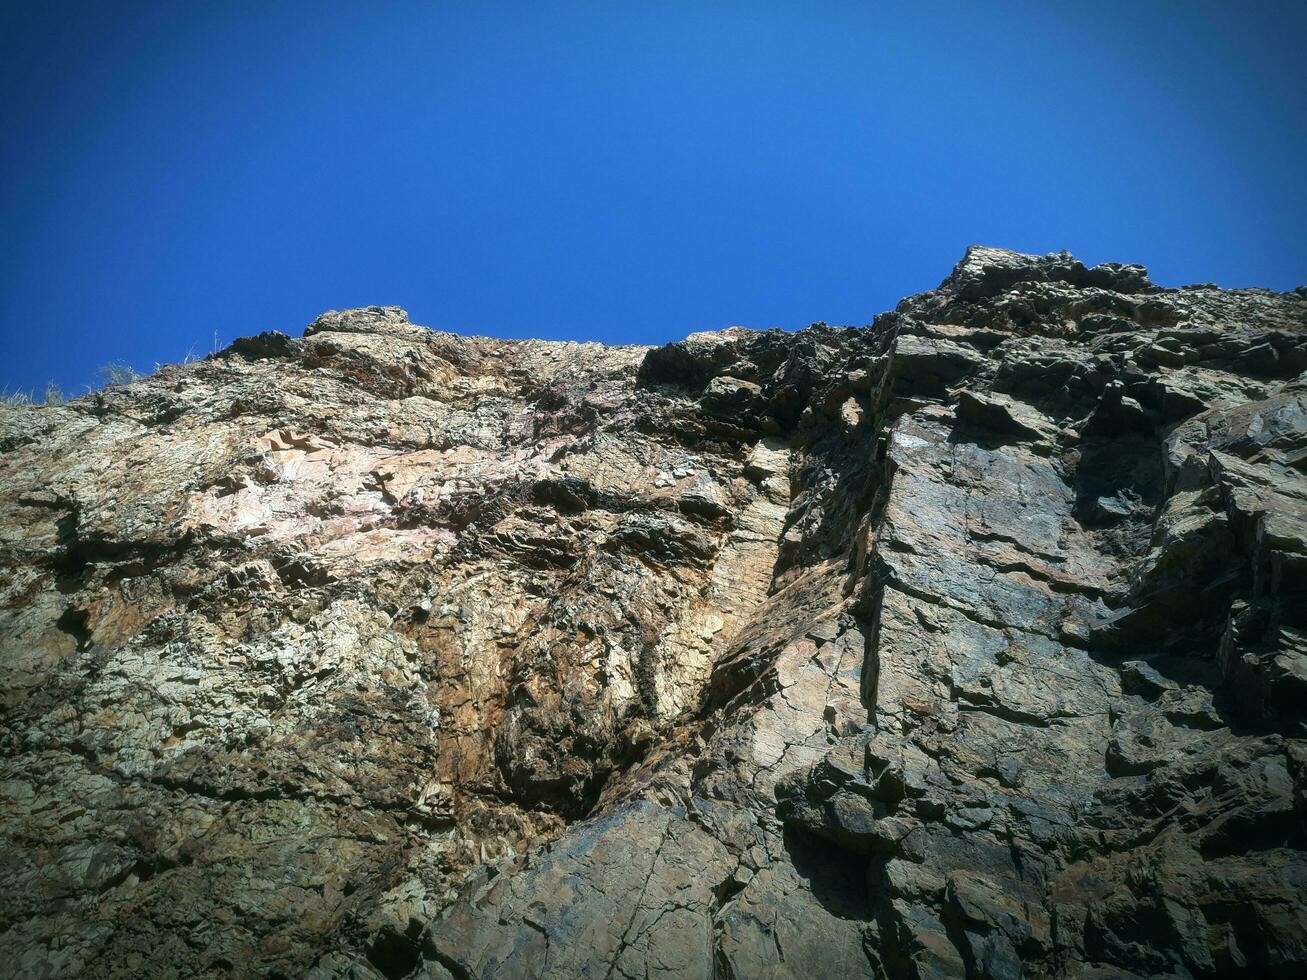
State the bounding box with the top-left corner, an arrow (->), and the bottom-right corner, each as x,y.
2,1 -> 1305,396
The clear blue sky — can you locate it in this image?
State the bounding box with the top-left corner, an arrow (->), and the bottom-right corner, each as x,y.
2,1 -> 1305,396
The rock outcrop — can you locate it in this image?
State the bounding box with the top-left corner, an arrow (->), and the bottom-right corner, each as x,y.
2,247 -> 1305,978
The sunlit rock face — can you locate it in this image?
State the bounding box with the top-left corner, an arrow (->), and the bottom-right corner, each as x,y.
2,248 -> 1306,979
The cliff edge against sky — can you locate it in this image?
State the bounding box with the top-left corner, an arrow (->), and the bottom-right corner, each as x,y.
2,248 -> 1306,978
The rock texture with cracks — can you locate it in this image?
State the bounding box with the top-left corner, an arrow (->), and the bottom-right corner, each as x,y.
2,248 -> 1306,979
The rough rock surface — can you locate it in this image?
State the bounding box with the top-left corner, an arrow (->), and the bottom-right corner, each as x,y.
2,248 -> 1306,978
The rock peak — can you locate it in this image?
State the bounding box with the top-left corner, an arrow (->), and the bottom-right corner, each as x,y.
939,242 -> 1155,301
304,304 -> 419,337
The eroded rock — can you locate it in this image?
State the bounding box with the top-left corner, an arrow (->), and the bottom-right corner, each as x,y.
2,246 -> 1305,978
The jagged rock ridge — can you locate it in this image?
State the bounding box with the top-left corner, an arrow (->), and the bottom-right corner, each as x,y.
1,247 -> 1305,978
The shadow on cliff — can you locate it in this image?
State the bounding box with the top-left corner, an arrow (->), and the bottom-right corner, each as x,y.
781,825 -> 870,921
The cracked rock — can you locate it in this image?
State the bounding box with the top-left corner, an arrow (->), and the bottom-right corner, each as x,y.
2,246 -> 1305,978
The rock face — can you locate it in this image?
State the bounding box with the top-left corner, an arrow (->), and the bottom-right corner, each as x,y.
1,248 -> 1305,979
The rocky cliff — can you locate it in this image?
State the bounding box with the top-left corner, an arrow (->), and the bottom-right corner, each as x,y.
2,247 -> 1306,979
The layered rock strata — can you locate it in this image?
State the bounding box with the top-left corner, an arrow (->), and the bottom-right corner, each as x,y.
2,248 -> 1305,978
